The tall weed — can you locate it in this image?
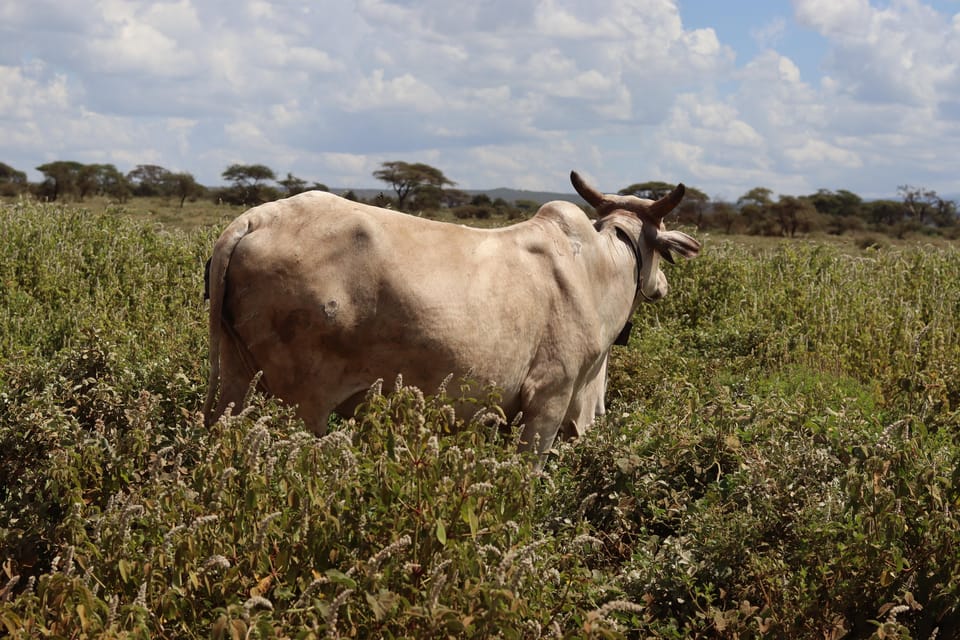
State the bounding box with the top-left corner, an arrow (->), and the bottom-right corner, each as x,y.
1,202 -> 958,638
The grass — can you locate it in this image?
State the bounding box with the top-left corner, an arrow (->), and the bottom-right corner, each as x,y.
0,200 -> 958,638
0,194 -> 524,232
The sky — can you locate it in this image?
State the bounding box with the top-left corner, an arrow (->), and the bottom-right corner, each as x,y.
1,0 -> 959,201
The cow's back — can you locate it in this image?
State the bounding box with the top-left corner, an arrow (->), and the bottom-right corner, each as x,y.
216,191 -> 591,430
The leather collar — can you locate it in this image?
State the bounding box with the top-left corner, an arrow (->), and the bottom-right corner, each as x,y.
613,226 -> 646,346
614,226 -> 653,303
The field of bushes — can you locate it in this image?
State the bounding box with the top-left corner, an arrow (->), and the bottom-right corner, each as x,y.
1,199 -> 958,638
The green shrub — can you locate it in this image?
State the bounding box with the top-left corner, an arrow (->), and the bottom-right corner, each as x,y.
2,201 -> 959,638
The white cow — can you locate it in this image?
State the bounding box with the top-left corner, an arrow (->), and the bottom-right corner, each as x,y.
203,171 -> 700,460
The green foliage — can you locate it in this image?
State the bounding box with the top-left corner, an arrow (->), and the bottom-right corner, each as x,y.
0,200 -> 211,363
128,164 -> 173,197
619,181 -> 677,200
35,161 -> 86,201
453,203 -> 494,220
373,161 -> 455,211
1,201 -> 959,638
0,163 -> 28,197
219,164 -> 281,206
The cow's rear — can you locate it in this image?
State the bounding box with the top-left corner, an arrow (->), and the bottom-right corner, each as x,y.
203,191 -> 544,432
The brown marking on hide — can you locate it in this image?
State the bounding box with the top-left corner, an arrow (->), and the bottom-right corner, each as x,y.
273,308 -> 313,344
352,224 -> 372,248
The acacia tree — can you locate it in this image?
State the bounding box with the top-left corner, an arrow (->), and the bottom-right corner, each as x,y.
222,163 -> 277,205
441,188 -> 471,208
618,181 -> 676,200
711,201 -> 743,234
277,172 -> 308,196
0,162 -> 27,196
127,164 -> 172,197
37,161 -> 84,201
675,186 -> 710,227
899,185 -> 937,225
805,188 -> 865,234
899,185 -> 958,228
223,163 -> 275,188
166,172 -> 204,208
738,187 -> 777,235
78,164 -> 130,202
806,188 -> 863,218
864,200 -> 904,227
373,161 -> 454,211
773,195 -> 819,237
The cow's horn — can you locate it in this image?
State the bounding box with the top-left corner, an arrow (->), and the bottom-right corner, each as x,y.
647,183 -> 686,222
570,170 -> 605,209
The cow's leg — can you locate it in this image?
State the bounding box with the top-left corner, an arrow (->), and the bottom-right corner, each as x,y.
294,403 -> 332,436
288,382 -> 370,436
517,381 -> 574,468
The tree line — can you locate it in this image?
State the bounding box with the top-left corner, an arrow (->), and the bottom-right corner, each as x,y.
1,159 -> 957,239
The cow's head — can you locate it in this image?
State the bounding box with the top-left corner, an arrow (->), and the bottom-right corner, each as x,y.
571,170 -> 701,302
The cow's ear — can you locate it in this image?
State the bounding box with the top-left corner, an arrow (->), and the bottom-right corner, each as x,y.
658,230 -> 701,260
657,246 -> 676,264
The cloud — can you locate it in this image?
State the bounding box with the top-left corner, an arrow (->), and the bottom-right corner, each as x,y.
84,18 -> 197,77
534,0 -> 622,39
783,138 -> 863,169
1,0 -> 958,200
0,62 -> 71,121
339,69 -> 446,113
751,17 -> 787,48
2,0 -> 738,187
793,0 -> 873,35
794,0 -> 959,106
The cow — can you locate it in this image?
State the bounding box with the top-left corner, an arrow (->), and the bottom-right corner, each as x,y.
202,171 -> 700,461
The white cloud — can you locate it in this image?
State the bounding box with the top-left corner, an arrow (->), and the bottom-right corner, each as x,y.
684,27 -> 727,66
534,0 -> 621,39
794,0 -> 959,106
783,138 -> 863,169
164,118 -> 198,158
142,0 -> 202,35
318,152 -> 373,185
246,0 -> 275,21
82,0 -> 199,76
339,69 -> 446,113
734,50 -> 827,140
248,28 -> 341,74
1,0 -> 958,199
224,119 -> 271,150
793,0 -> 873,36
751,17 -> 787,48
0,63 -> 71,120
85,22 -> 194,77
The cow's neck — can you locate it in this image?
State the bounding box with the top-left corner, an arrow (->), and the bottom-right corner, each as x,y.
611,227 -> 644,345
595,219 -> 646,347
614,227 -> 645,302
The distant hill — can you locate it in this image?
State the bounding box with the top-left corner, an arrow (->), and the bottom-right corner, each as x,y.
332,187 -> 587,207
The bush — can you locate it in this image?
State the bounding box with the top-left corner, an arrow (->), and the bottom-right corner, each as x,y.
453,204 -> 494,220
2,201 -> 959,637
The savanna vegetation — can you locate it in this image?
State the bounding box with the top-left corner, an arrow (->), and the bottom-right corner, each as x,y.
1,196 -> 958,638
2,158 -> 958,240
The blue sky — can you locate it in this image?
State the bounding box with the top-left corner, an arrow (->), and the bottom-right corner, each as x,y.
1,0 -> 959,201
680,1 -> 825,73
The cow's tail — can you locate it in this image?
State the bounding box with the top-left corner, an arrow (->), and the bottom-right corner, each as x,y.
202,218 -> 253,426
